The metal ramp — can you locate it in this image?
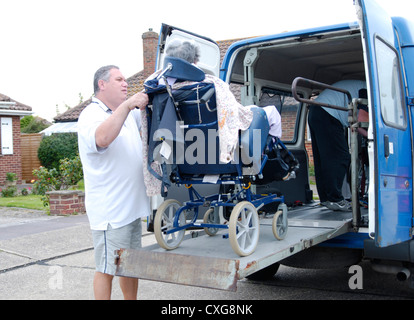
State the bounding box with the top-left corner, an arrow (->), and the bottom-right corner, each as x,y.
116,206 -> 352,291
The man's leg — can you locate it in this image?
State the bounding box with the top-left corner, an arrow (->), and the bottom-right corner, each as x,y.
91,228 -> 115,300
119,277 -> 139,300
94,272 -> 113,300
309,107 -> 349,203
91,219 -> 142,300
114,218 -> 142,300
321,115 -> 350,202
308,106 -> 328,202
119,218 -> 141,300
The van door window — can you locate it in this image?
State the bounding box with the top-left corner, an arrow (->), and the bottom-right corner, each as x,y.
259,88 -> 301,143
375,36 -> 407,129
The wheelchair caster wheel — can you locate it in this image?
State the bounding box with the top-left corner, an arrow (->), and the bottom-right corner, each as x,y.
203,208 -> 219,236
272,210 -> 288,240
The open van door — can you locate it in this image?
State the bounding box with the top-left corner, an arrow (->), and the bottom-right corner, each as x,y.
157,24 -> 221,77
356,0 -> 413,247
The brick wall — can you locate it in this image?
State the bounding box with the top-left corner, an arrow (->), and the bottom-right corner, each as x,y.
281,108 -> 314,164
305,141 -> 313,164
142,29 -> 159,79
0,116 -> 22,184
47,190 -> 86,215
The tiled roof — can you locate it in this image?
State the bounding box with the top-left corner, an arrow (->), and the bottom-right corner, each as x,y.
0,93 -> 32,111
53,98 -> 92,122
217,38 -> 248,62
126,70 -> 146,98
54,37 -> 247,122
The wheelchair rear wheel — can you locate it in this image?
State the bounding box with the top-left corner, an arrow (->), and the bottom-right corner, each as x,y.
154,199 -> 186,250
229,201 -> 260,256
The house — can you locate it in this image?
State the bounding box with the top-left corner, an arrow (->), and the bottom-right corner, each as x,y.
0,93 -> 33,184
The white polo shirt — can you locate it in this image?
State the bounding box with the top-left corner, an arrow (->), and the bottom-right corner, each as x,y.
78,97 -> 150,230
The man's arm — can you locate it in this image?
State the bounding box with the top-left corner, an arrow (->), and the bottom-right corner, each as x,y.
95,92 -> 148,148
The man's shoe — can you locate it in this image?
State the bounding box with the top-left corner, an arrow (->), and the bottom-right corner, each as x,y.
325,200 -> 351,211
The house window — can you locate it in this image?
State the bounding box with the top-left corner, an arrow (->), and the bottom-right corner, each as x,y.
1,117 -> 13,155
258,88 -> 301,143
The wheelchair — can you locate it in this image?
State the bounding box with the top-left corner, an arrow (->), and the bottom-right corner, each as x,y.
144,56 -> 299,256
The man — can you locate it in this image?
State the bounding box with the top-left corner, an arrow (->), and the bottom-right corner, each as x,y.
78,65 -> 150,299
308,79 -> 366,211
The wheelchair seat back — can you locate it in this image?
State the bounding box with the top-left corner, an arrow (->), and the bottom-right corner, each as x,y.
173,82 -> 240,175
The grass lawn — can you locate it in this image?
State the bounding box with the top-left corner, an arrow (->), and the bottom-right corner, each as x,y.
0,194 -> 46,211
0,180 -> 85,211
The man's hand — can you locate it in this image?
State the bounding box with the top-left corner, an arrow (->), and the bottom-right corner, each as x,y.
127,92 -> 148,110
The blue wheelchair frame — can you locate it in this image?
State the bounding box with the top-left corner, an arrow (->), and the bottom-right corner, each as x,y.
168,153 -> 286,235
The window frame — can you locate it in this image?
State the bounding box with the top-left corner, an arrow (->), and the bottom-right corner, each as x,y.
374,35 -> 407,130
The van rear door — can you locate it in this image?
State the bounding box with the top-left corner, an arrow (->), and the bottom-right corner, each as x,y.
356,0 -> 413,246
157,24 -> 221,77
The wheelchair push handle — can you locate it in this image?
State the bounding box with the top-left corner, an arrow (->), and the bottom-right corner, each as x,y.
157,63 -> 173,80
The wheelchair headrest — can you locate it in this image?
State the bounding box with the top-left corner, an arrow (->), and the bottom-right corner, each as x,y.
162,56 -> 205,82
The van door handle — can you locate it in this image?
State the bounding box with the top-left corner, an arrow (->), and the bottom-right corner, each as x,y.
384,135 -> 390,158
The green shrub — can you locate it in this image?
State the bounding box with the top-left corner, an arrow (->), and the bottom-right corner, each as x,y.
32,166 -> 59,195
32,155 -> 83,207
33,155 -> 83,195
1,186 -> 17,197
6,172 -> 17,182
37,133 -> 79,170
21,116 -> 50,133
21,115 -> 35,130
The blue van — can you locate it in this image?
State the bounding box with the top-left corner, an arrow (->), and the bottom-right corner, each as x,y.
116,0 -> 414,290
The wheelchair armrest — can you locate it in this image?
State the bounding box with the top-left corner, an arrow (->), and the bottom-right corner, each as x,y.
179,87 -> 216,106
199,87 -> 215,103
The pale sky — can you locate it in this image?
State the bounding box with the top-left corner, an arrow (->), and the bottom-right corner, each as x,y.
0,0 -> 412,121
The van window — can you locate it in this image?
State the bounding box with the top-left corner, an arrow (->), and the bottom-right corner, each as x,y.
258,88 -> 301,143
375,36 -> 406,129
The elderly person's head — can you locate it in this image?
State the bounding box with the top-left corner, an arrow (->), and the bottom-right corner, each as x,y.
166,39 -> 200,64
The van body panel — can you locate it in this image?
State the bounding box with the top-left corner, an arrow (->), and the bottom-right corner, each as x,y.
357,0 -> 413,247
393,17 -> 414,98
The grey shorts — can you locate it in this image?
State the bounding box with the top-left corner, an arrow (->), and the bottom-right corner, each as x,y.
91,218 -> 142,275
